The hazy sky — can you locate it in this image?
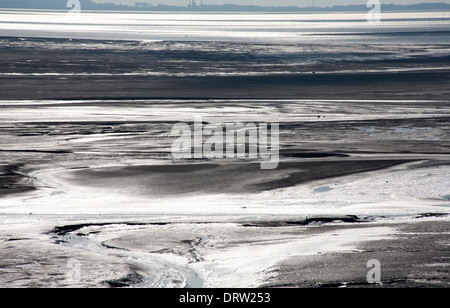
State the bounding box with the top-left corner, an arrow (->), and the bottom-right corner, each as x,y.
92,0 -> 450,6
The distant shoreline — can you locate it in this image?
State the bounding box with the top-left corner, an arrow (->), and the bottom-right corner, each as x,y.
1,2 -> 450,13
1,8 -> 450,14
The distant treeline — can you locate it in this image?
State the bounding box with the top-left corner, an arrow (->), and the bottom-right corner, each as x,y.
1,0 -> 449,12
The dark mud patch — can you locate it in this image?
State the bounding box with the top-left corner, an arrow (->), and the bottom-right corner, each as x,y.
287,215 -> 366,226
0,149 -> 71,154
257,160 -> 412,191
280,151 -> 349,159
101,241 -> 129,251
49,222 -> 170,237
243,215 -> 369,227
65,159 -> 412,196
0,164 -> 35,197
415,213 -> 449,219
5,238 -> 32,242
263,220 -> 450,288
105,270 -> 144,288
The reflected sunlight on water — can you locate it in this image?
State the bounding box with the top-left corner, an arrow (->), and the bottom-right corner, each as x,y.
0,10 -> 449,43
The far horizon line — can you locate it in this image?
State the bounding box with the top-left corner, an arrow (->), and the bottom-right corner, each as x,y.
1,1 -> 450,12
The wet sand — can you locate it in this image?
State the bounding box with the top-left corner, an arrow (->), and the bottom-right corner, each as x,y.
1,37 -> 450,101
57,160 -> 412,196
0,36 -> 449,288
0,164 -> 35,197
1,98 -> 449,288
1,214 -> 448,288
265,219 -> 450,288
2,70 -> 450,101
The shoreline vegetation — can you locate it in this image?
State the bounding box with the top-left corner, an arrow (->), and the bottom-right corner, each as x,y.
1,1 -> 450,12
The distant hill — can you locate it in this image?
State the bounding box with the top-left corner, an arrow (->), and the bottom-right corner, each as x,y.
0,0 -> 449,12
